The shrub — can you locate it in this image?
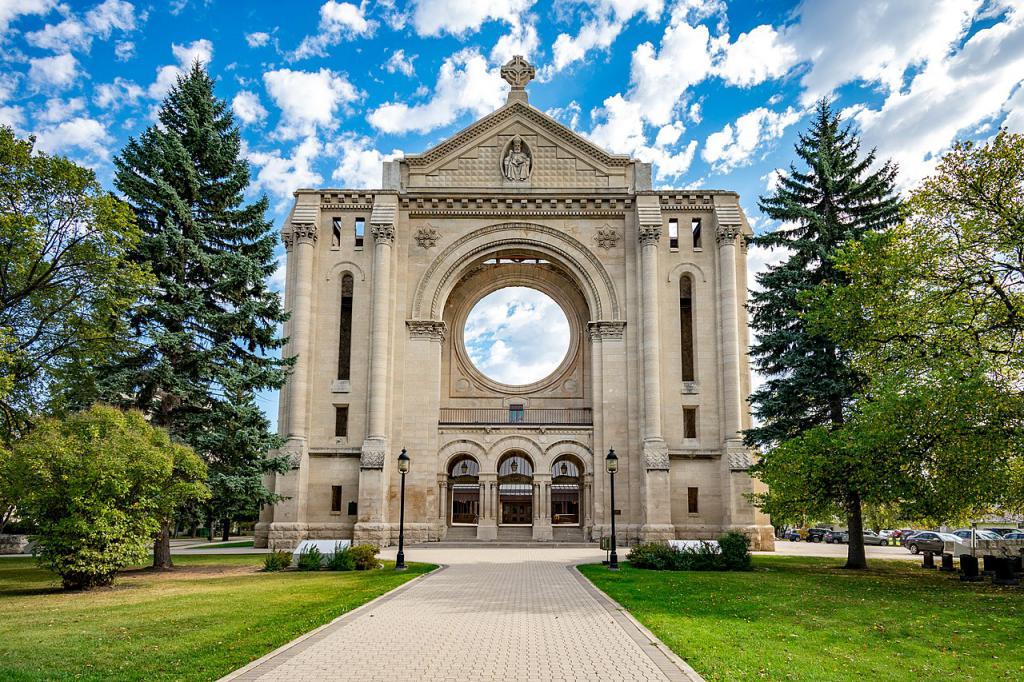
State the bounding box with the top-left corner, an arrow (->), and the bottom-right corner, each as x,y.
326,543 -> 355,571
262,550 -> 292,572
719,531 -> 752,570
676,541 -> 722,571
628,542 -> 679,570
13,406 -> 207,589
349,543 -> 379,570
296,546 -> 323,571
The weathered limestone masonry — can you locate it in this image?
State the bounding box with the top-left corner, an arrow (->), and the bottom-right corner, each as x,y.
256,57 -> 774,551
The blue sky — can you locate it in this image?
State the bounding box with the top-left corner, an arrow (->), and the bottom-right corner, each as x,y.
3,0 -> 1024,426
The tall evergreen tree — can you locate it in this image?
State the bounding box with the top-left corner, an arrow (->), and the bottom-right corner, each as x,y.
110,62 -> 289,567
746,99 -> 901,569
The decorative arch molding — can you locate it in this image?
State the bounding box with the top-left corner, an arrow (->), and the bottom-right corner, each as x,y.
667,262 -> 706,283
325,261 -> 367,282
487,435 -> 544,470
544,440 -> 593,474
438,439 -> 487,473
412,222 -> 621,321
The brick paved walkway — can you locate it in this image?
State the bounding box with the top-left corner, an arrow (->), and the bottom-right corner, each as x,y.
223,547 -> 702,682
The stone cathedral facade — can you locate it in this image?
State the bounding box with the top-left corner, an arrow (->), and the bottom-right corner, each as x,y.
256,57 -> 774,551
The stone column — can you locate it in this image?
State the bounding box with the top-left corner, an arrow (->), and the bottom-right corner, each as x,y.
265,206 -> 318,550
533,472 -> 552,541
717,224 -> 743,445
404,320 -> 447,541
588,320 -> 626,539
355,195 -> 397,546
477,474 -> 497,540
637,197 -> 673,540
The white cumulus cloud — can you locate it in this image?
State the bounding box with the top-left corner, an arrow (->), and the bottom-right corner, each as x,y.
149,39 -> 213,99
263,67 -> 360,139
289,2 -> 376,61
702,106 -> 801,172
232,90 -> 267,125
368,48 -> 505,134
410,0 -> 533,36
385,49 -> 416,77
248,136 -> 324,202
25,0 -> 137,53
33,116 -> 112,160
0,0 -> 56,36
28,53 -> 79,90
327,133 -> 403,188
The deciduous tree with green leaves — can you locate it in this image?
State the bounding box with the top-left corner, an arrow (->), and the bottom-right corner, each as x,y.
13,405 -> 207,589
108,62 -> 289,567
746,99 -> 902,569
0,127 -> 147,441
806,129 -> 1024,522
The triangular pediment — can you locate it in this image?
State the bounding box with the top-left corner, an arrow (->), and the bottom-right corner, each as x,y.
403,100 -> 634,191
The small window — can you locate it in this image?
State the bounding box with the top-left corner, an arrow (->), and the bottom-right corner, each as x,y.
688,487 -> 699,514
668,218 -> 679,249
335,405 -> 349,437
691,218 -> 702,249
354,217 -> 365,247
331,485 -> 343,512
683,408 -> 697,439
331,217 -> 342,249
509,404 -> 525,423
347,500 -> 358,515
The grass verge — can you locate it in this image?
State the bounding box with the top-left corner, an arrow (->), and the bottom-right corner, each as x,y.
189,540 -> 255,549
579,555 -> 1024,681
0,554 -> 434,681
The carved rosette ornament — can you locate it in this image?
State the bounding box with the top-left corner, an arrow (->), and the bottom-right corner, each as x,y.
638,225 -> 661,246
406,319 -> 447,342
716,225 -> 741,244
595,226 -> 619,250
371,223 -> 395,244
414,226 -> 440,249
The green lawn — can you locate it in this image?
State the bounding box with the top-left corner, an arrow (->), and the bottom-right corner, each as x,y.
0,554 -> 434,681
580,556 -> 1024,681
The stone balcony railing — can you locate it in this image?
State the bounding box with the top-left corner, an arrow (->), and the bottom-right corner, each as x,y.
439,407 -> 593,426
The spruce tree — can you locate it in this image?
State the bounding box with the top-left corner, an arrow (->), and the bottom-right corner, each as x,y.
110,62 -> 289,567
746,99 -> 901,569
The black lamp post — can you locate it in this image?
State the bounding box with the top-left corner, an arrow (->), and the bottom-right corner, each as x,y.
396,448 -> 410,571
606,448 -> 619,570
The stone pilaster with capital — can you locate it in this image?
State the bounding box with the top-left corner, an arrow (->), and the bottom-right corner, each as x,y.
371,223 -> 395,244
587,320 -> 626,341
715,225 -> 741,244
638,225 -> 661,246
406,319 -> 448,342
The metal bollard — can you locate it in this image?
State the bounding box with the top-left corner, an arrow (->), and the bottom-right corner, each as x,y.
959,554 -> 983,582
939,553 -> 955,572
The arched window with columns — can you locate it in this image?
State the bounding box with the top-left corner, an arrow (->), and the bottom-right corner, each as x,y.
550,456 -> 582,526
448,456 -> 480,525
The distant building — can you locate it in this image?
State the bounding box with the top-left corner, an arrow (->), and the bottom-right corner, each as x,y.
256,57 -> 774,550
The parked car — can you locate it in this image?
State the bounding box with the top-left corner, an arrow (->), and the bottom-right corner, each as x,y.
783,529 -> 802,541
896,529 -> 920,544
952,529 -> 1003,541
985,528 -> 1017,536
905,531 -> 961,554
825,530 -> 848,544
878,530 -> 895,539
1004,532 -> 1024,539
862,531 -> 887,546
805,528 -> 831,543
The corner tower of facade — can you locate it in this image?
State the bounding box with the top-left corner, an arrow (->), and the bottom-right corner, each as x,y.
256,56 -> 774,551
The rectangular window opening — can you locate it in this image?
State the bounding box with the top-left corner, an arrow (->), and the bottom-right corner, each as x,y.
683,407 -> 697,439
688,487 -> 699,514
331,485 -> 343,512
347,501 -> 358,516
668,218 -> 679,249
509,403 -> 525,424
335,405 -> 349,438
354,217 -> 365,247
331,217 -> 342,250
691,218 -> 702,249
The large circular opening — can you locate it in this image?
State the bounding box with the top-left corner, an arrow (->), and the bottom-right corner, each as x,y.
463,286 -> 571,386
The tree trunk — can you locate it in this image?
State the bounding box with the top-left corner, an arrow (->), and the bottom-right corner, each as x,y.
207,511 -> 215,543
845,492 -> 867,569
221,518 -> 230,542
153,518 -> 174,569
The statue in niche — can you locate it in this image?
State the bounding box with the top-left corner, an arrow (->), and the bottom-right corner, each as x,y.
502,135 -> 532,182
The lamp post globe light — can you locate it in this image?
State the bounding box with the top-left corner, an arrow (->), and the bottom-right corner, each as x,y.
606,448 -> 619,570
396,448 -> 410,571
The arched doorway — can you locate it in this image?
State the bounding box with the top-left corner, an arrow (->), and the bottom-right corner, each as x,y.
551,457 -> 582,526
497,453 -> 534,525
448,456 -> 480,525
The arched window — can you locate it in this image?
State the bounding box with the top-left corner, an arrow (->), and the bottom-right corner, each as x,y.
338,273 -> 353,380
680,275 -> 694,381
497,453 -> 534,526
448,456 -> 480,525
551,457 -> 582,526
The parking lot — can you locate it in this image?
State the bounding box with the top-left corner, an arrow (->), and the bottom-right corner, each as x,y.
764,540 -> 917,561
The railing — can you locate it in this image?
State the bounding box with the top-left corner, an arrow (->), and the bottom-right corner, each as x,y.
439,408 -> 593,426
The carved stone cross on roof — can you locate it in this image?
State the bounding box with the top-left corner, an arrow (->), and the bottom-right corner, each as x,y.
501,55 -> 536,90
